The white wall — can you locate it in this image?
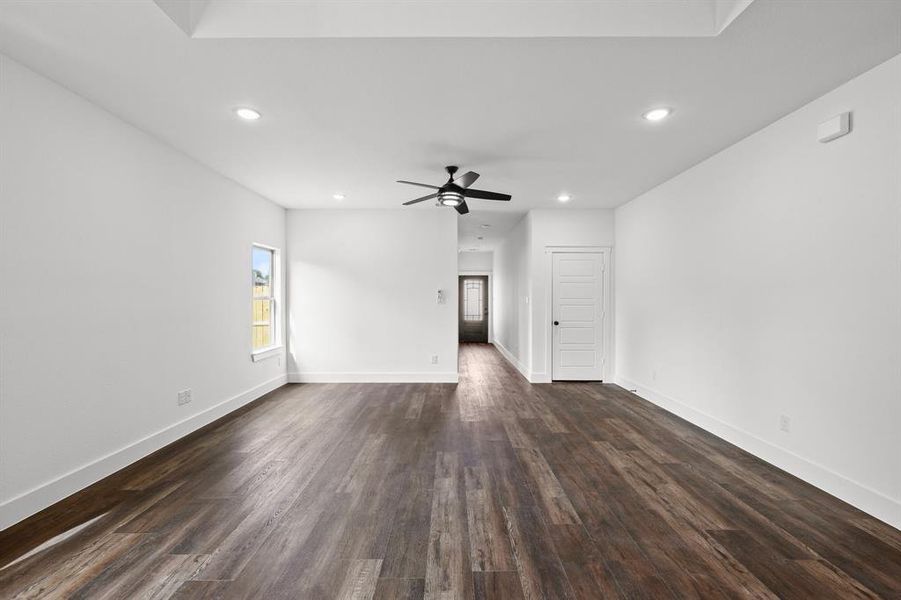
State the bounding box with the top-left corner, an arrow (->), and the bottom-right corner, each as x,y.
285,209 -> 458,382
0,55 -> 287,529
458,251 -> 493,272
459,251 -> 493,342
493,210 -> 616,381
615,55 -> 901,528
492,214 -> 531,377
528,209 -> 615,382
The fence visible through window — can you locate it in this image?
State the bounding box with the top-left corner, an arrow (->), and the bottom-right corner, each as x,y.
252,246 -> 275,350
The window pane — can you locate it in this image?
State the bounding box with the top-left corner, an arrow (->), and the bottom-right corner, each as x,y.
463,279 -> 483,321
252,298 -> 273,350
252,246 -> 273,298
252,245 -> 275,351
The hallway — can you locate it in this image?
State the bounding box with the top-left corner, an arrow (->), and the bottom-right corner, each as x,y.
1,344 -> 899,598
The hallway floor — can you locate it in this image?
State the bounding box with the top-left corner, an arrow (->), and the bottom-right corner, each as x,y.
1,344 -> 899,598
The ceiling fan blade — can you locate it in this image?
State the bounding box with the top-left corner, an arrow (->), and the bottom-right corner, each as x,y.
454,200 -> 470,215
402,192 -> 439,206
455,171 -> 480,188
462,188 -> 511,201
397,180 -> 440,190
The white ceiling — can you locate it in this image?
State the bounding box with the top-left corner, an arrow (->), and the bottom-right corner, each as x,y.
458,211 -> 527,252
0,0 -> 899,230
161,0 -> 755,39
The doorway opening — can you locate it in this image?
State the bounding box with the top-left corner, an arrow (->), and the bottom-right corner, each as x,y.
458,275 -> 489,343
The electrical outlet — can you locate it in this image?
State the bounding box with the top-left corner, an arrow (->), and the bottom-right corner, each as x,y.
779,414 -> 791,433
177,389 -> 192,406
431,355 -> 439,364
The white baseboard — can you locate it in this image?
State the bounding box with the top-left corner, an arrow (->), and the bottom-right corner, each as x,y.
615,375 -> 901,530
493,341 -> 530,381
287,372 -> 459,383
529,371 -> 551,383
0,374 -> 288,531
492,341 -> 550,383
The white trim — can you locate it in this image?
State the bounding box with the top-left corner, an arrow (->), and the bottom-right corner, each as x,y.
544,246 -> 613,382
0,374 -> 288,531
615,375 -> 901,530
288,372 -> 459,383
542,245 -> 609,253
493,339 -> 552,383
529,371 -> 551,383
492,341 -> 530,382
251,345 -> 284,362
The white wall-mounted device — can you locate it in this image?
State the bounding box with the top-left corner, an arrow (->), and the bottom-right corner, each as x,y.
817,111 -> 851,143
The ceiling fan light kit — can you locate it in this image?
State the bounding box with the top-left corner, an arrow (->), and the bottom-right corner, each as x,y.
438,191 -> 464,207
398,165 -> 511,215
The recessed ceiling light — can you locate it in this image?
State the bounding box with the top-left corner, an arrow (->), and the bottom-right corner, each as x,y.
480,224 -> 491,229
643,107 -> 671,122
557,193 -> 572,203
234,107 -> 262,121
332,193 -> 345,201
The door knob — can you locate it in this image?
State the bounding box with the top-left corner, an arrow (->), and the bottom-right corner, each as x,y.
553,321 -> 559,326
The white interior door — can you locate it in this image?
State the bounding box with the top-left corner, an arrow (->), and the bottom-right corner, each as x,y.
552,252 -> 605,381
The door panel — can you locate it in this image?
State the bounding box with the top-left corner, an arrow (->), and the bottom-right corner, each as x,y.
459,276 -> 489,343
560,350 -> 597,367
559,327 -> 595,344
559,305 -> 594,321
552,253 -> 604,380
557,282 -> 595,298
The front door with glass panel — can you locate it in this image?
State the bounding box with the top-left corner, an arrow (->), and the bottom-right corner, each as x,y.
459,276 -> 488,343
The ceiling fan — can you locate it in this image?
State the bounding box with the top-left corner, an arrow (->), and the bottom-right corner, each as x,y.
398,165 -> 511,215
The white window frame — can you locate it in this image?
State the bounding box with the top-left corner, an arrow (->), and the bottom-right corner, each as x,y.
251,243 -> 282,361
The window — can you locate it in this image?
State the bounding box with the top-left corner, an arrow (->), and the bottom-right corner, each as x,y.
463,278 -> 483,321
252,245 -> 277,353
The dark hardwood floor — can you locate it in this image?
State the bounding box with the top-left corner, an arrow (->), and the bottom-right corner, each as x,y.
1,344 -> 900,599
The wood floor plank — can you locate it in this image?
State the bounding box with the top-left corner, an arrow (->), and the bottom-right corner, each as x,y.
379,436 -> 436,579
0,344 -> 898,599
502,504 -> 577,600
424,452 -> 473,600
336,559 -> 383,600
372,577 -> 425,600
515,447 -> 582,526
170,579 -> 231,599
463,465 -> 515,572
709,529 -> 863,599
472,571 -> 524,600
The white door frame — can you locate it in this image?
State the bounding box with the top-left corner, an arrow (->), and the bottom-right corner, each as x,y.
544,246 -> 613,382
459,269 -> 492,343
